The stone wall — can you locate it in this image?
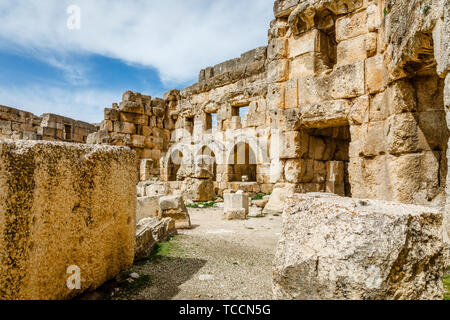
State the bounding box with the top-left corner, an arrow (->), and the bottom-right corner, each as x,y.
91,0 -> 450,231
0,105 -> 41,140
268,0 -> 450,209
0,105 -> 97,143
0,140 -> 136,300
89,91 -> 175,177
39,113 -> 97,143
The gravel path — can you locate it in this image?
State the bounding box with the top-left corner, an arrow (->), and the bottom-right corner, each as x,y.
102,207 -> 283,300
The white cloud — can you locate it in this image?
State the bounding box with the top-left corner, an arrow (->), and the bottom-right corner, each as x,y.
0,0 -> 273,85
0,85 -> 119,123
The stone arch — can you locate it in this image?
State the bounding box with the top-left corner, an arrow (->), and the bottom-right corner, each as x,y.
226,133 -> 269,167
163,143 -> 192,181
194,138 -> 227,165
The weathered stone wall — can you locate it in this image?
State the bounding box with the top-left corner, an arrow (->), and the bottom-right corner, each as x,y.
159,46 -> 273,196
0,105 -> 97,143
0,140 -> 136,300
89,91 -> 175,178
39,113 -> 97,143
269,0 -> 450,209
0,105 -> 41,140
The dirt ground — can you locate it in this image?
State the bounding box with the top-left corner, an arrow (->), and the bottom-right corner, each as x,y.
82,207 -> 450,301
87,207 -> 283,300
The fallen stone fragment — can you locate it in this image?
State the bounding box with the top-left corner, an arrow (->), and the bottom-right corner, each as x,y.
273,193 -> 445,300
159,195 -> 192,229
135,217 -> 177,261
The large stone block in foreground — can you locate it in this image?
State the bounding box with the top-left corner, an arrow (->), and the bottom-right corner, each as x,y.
0,140 -> 137,300
273,193 -> 445,300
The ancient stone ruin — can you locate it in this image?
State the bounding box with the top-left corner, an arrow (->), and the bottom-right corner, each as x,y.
0,0 -> 449,300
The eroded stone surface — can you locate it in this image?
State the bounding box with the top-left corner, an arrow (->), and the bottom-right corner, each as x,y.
273,193 -> 445,300
0,139 -> 136,300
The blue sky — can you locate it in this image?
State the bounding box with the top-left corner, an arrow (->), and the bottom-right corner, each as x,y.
0,1 -> 273,123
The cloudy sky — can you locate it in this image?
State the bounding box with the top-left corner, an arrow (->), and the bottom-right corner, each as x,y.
0,0 -> 273,123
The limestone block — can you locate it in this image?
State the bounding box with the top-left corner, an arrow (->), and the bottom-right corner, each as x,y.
224,191 -> 249,220
417,111 -> 448,151
284,159 -> 306,183
284,79 -> 298,109
0,121 -> 12,135
100,120 -> 113,132
369,91 -> 389,122
159,195 -> 191,229
288,53 -> 330,78
269,160 -> 285,184
288,29 -> 318,58
276,108 -> 302,132
301,100 -> 351,128
120,112 -> 148,125
268,38 -> 288,61
246,102 -> 267,127
349,95 -> 369,125
362,121 -> 386,157
104,108 -> 120,121
145,182 -> 170,197
337,34 -> 367,66
347,156 -> 365,195
386,113 -> 421,155
387,152 -> 444,206
336,10 -> 368,42
248,207 -> 264,218
135,219 -> 156,261
279,131 -> 309,159
273,193 -> 445,300
267,83 -> 285,110
136,196 -> 161,222
114,121 -> 136,135
0,140 -> 136,300
181,178 -> 215,202
131,135 -> 145,148
263,184 -> 296,215
119,101 -> 145,115
387,80 -> 417,115
298,61 -> 365,105
311,161 -> 327,184
365,54 -> 386,94
267,59 -> 289,83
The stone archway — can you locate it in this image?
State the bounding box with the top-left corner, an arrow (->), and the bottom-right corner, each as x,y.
227,142 -> 257,182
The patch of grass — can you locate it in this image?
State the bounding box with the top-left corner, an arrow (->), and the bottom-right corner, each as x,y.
186,201 -> 217,209
148,237 -> 180,261
135,236 -> 180,265
444,273 -> 450,300
423,5 -> 431,15
252,193 -> 271,201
